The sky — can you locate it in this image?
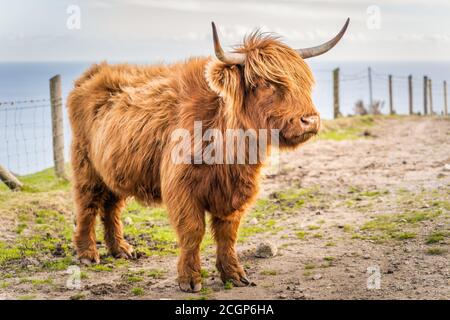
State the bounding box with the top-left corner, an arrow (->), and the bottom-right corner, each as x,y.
1,0 -> 450,62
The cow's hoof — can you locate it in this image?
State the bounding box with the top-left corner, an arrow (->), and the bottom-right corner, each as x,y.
77,251 -> 100,265
179,281 -> 202,293
228,276 -> 251,287
111,243 -> 136,260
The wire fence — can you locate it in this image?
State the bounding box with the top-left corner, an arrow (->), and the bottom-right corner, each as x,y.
0,99 -> 53,175
333,67 -> 448,117
0,68 -> 448,177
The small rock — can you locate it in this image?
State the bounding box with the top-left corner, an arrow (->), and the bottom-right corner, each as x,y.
249,218 -> 258,225
363,254 -> 370,259
312,274 -> 322,280
124,217 -> 133,226
443,164 -> 450,171
254,242 -> 277,258
315,211 -> 321,215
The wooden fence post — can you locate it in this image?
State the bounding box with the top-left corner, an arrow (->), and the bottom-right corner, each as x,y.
428,79 -> 433,115
333,68 -> 340,118
388,74 -> 394,115
408,75 -> 413,115
423,76 -> 428,115
368,67 -> 373,108
444,81 -> 448,116
49,75 -> 66,179
0,164 -> 23,191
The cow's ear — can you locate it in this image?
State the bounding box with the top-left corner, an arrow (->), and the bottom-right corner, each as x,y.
205,59 -> 244,117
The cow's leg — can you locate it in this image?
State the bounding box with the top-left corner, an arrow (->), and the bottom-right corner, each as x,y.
72,145 -> 104,264
100,192 -> 134,259
211,211 -> 250,287
166,199 -> 205,293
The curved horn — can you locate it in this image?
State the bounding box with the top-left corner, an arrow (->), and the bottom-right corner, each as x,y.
211,22 -> 246,65
296,18 -> 350,59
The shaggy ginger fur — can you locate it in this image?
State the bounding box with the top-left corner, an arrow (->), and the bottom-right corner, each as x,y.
68,32 -> 320,292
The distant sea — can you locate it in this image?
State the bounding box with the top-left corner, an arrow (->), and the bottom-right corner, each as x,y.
1,60 -> 449,174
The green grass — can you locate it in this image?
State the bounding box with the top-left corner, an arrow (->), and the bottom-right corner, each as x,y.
31,278 -> 53,286
260,269 -> 277,276
131,287 -> 145,296
425,231 -> 448,244
125,275 -> 144,283
319,115 -> 376,141
147,269 -> 166,279
426,247 -> 448,255
296,231 -> 308,240
89,264 -> 114,272
224,280 -> 233,290
304,263 -> 315,270
200,269 -> 210,279
0,167 -> 70,193
358,209 -> 444,242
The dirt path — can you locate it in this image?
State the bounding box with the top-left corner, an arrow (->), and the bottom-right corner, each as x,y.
1,116 -> 449,300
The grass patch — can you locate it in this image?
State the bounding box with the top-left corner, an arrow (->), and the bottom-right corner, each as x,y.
304,263 -> 315,270
125,275 -> 144,283
200,269 -> 210,279
391,232 -> 416,240
224,280 -> 233,290
147,269 -> 166,279
260,269 -> 277,276
359,209 -> 443,242
296,231 -> 308,240
426,247 -> 448,255
131,287 -> 145,296
425,231 -> 448,244
89,264 -> 113,272
319,115 -> 376,141
31,278 -> 53,286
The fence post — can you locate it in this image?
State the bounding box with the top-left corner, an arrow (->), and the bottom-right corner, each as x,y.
333,68 -> 340,118
408,75 -> 413,115
423,76 -> 428,115
444,81 -> 448,116
388,74 -> 394,115
368,67 -> 373,108
49,75 -> 66,179
0,163 -> 23,190
428,79 -> 433,115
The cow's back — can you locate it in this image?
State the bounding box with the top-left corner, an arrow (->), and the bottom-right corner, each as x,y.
67,62 -> 180,202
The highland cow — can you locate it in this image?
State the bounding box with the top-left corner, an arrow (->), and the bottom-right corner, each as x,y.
67,19 -> 349,292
